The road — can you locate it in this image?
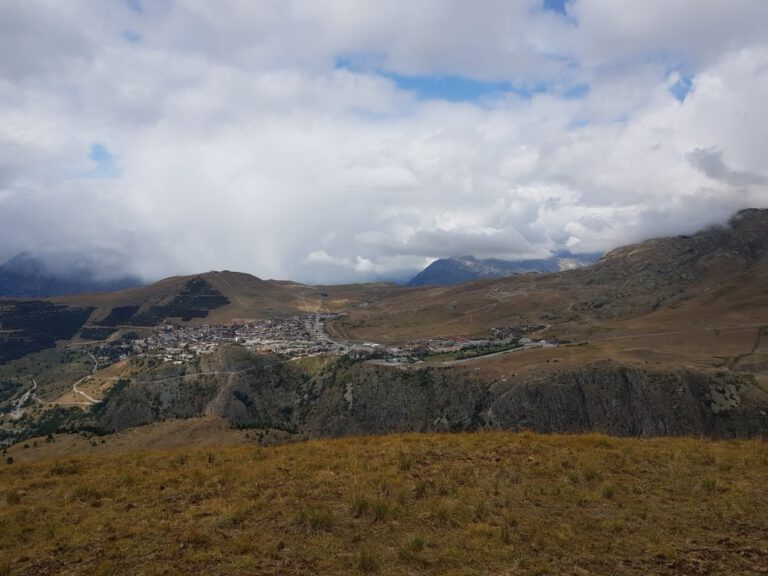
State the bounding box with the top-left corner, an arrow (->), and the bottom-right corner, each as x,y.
435,342 -> 558,366
10,379 -> 37,420
71,353 -> 102,405
431,323 -> 768,367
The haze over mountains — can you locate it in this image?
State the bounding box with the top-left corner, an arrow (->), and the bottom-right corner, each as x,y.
0,250 -> 604,296
0,252 -> 143,298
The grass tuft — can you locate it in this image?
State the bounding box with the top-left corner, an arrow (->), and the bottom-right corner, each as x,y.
294,506 -> 335,532
357,546 -> 379,573
396,451 -> 414,472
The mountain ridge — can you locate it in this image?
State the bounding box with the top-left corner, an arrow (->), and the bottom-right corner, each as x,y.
406,252 -> 601,287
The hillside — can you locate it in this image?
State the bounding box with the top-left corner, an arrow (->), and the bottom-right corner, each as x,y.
56,271 -> 402,333
0,271 -> 396,363
2,431 -> 766,575
89,346 -> 767,438
406,253 -> 598,287
338,208 -> 768,344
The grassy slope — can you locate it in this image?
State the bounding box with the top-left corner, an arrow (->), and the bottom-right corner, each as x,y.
55,271 -> 402,329
1,432 -> 767,575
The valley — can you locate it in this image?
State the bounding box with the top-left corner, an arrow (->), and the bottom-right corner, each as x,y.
1,209 -> 767,448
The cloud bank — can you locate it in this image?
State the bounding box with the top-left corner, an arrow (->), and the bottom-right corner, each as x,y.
1,0 -> 767,284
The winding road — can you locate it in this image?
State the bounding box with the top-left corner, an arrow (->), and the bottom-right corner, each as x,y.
71,353 -> 102,405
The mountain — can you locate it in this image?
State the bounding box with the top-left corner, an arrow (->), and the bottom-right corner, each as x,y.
0,268 -> 401,364
2,208 -> 767,443
0,252 -> 143,298
339,208 -> 768,344
58,270 -> 399,329
406,253 -> 600,287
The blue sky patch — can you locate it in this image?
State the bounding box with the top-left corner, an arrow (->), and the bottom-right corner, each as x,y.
336,54 -> 581,103
386,73 -> 518,102
83,143 -> 121,179
669,75 -> 693,102
543,0 -> 568,15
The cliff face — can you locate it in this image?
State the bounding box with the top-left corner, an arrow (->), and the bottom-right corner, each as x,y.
96,349 -> 768,439
488,363 -> 766,436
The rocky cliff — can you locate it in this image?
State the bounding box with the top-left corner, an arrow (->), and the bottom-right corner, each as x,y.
95,347 -> 768,439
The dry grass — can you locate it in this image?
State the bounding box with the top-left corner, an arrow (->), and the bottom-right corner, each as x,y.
1,431 -> 767,575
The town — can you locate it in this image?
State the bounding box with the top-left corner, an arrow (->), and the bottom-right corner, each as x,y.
85,314 -> 563,368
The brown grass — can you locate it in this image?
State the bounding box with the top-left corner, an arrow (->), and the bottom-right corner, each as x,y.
1,432 -> 767,575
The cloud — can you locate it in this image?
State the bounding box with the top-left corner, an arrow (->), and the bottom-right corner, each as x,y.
0,1 -> 767,284
687,148 -> 767,187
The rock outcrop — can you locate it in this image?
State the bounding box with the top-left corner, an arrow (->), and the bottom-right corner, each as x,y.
96,348 -> 768,439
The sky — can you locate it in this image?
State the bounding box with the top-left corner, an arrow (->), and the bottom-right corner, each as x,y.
1,0 -> 767,284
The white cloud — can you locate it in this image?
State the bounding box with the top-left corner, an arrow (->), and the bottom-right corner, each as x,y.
0,0 -> 767,284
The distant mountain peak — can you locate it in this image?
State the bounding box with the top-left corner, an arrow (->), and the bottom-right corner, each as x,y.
406,253 -> 600,287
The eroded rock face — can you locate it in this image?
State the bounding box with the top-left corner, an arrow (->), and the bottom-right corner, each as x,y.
96,349 -> 768,438
489,363 -> 765,436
